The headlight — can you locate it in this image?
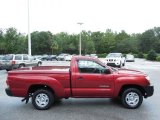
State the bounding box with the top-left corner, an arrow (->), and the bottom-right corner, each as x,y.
145,76 -> 152,85
145,76 -> 150,81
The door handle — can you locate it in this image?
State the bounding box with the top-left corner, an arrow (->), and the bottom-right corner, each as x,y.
77,77 -> 84,80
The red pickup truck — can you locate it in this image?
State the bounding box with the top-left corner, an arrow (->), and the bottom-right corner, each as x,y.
5,56 -> 154,110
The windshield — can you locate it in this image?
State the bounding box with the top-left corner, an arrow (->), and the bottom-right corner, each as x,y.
0,56 -> 4,60
107,53 -> 121,58
2,55 -> 13,60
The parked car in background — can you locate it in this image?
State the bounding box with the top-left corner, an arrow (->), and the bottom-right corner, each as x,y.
41,55 -> 49,61
90,54 -> 98,58
41,55 -> 57,61
105,53 -> 125,68
47,55 -> 58,61
65,54 -> 73,61
57,53 -> 68,61
1,54 -> 42,71
126,54 -> 135,62
0,55 -> 4,60
0,55 -> 5,70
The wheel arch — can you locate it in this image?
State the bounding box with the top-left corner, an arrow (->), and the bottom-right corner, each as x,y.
28,84 -> 55,95
18,63 -> 26,68
118,84 -> 146,97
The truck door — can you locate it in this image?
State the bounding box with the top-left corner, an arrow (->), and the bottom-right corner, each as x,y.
72,60 -> 114,97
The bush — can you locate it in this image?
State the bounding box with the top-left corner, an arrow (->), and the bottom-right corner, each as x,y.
133,54 -> 138,58
137,52 -> 144,58
144,54 -> 148,59
97,53 -> 107,58
147,49 -> 157,61
156,56 -> 160,61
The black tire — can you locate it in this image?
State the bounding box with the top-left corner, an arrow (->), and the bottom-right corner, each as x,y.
121,88 -> 143,109
19,64 -> 25,68
32,89 -> 54,110
37,62 -> 42,66
118,62 -> 122,68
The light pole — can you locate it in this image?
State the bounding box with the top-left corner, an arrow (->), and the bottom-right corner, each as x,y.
77,22 -> 83,56
28,0 -> 31,55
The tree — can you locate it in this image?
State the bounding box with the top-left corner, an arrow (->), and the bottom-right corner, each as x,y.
153,27 -> 160,53
147,49 -> 157,61
115,30 -> 130,52
4,28 -> 25,54
139,29 -> 156,53
0,29 -> 5,53
91,31 -> 104,53
31,31 -> 54,55
81,31 -> 95,54
102,29 -> 116,53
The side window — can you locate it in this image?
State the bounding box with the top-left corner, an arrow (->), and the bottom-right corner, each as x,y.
15,55 -> 22,60
30,56 -> 34,60
23,55 -> 29,60
78,60 -> 104,74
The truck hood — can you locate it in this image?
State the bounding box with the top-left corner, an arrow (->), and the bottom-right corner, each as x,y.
116,68 -> 147,77
106,57 -> 121,60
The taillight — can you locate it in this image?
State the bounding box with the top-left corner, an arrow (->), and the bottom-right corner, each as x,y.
12,61 -> 16,64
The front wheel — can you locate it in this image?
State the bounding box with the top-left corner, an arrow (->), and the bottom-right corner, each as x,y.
121,88 -> 143,109
32,89 -> 54,110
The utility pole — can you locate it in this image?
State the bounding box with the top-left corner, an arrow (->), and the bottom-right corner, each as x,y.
28,0 -> 31,55
77,22 -> 83,56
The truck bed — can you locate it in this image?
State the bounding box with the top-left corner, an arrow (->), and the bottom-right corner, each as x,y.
7,66 -> 71,98
10,66 -> 70,73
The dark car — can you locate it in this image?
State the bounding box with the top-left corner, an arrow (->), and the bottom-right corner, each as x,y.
47,55 -> 58,61
41,55 -> 57,61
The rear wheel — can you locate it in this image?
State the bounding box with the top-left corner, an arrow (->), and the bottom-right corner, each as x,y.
121,88 -> 143,109
37,62 -> 42,66
32,89 -> 54,110
19,64 -> 25,68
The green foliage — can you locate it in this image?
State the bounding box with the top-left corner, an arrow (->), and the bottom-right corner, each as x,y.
0,29 -> 5,53
0,27 -> 160,56
2,28 -> 27,54
31,31 -> 54,55
139,29 -> 157,53
156,56 -> 160,61
147,49 -> 157,61
143,54 -> 148,59
137,52 -> 144,58
97,53 -> 107,58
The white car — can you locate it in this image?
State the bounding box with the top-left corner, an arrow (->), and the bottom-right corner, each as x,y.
105,53 -> 125,68
90,54 -> 98,58
65,55 -> 73,61
126,54 -> 135,62
57,54 -> 68,61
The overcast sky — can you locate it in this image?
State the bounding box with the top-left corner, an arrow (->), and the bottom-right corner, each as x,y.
0,0 -> 160,34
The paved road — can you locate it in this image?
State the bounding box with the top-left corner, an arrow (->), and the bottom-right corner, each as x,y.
0,59 -> 159,120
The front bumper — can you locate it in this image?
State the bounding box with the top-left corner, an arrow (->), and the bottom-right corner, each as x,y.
144,86 -> 154,98
107,63 -> 120,67
5,87 -> 13,96
3,64 -> 19,71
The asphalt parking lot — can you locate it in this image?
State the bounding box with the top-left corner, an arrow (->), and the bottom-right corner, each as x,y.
0,58 -> 160,120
